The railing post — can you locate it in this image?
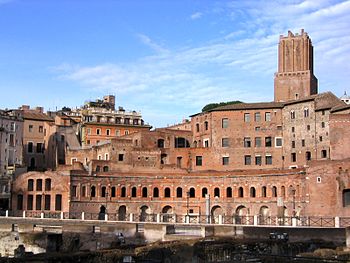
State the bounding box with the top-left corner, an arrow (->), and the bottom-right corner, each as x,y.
5,210 -> 8,217
129,213 -> 133,222
254,215 -> 258,226
335,217 -> 340,228
60,212 -> 64,220
81,212 -> 85,220
157,214 -> 161,223
292,217 -> 297,227
185,215 -> 190,224
219,215 -> 223,224
104,213 -> 108,221
40,212 -> 44,219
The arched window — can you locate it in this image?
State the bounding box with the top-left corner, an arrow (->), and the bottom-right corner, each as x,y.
111,187 -> 116,197
96,166 -> 101,172
189,187 -> 195,198
176,187 -> 182,198
142,187 -> 148,198
304,108 -> 309,117
91,186 -> 96,197
157,139 -> 165,148
131,187 -> 137,197
103,166 -> 109,172
238,187 -> 244,198
226,187 -> 232,198
194,141 -> 197,148
261,186 -> 267,198
153,187 -> 159,198
204,121 -> 209,130
121,186 -> 126,197
164,187 -> 171,198
202,187 -> 208,198
290,110 -> 295,119
214,187 -> 220,197
272,186 -> 277,197
281,186 -> 286,197
101,186 -> 106,197
250,187 -> 256,198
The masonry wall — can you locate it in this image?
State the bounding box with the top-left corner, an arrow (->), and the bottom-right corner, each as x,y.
330,114 -> 350,160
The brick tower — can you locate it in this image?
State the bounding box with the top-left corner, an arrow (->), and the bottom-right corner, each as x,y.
274,29 -> 318,102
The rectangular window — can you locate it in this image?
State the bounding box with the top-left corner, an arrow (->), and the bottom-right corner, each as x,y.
265,137 -> 272,147
244,155 -> 251,165
28,142 -> 33,153
118,154 -> 124,161
36,143 -> 44,153
204,121 -> 208,130
244,137 -> 251,147
222,157 -> 229,165
277,125 -> 282,130
255,156 -> 262,166
255,126 -> 260,131
87,128 -> 91,135
321,150 -> 327,158
204,139 -> 209,148
17,195 -> 23,210
275,137 -> 283,147
36,179 -> 42,191
222,118 -> 228,128
265,155 -> 272,165
319,136 -> 323,142
321,122 -> 325,128
96,128 -> 101,135
196,123 -> 199,132
27,195 -> 33,210
292,141 -> 295,148
133,119 -> 139,125
39,126 -> 43,133
28,179 -> 34,191
125,130 -> 129,135
29,125 -> 33,132
265,112 -> 271,121
255,137 -> 261,147
116,130 -> 120,136
36,195 -> 42,210
196,156 -> 202,166
222,138 -> 229,147
106,129 -> 110,136
55,195 -> 62,211
254,112 -> 261,122
302,139 -> 305,147
44,195 -> 51,210
291,152 -> 297,162
124,118 -> 130,125
244,113 -> 250,122
292,127 -> 295,133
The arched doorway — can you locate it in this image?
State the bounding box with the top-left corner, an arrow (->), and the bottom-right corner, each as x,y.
140,205 -> 150,222
259,206 -> 270,225
234,205 -> 248,224
211,205 -> 223,224
162,205 -> 173,222
98,205 -> 106,220
118,205 -> 127,221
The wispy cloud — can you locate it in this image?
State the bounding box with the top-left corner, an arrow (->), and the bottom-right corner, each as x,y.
190,12 -> 202,20
136,34 -> 168,54
55,0 -> 350,127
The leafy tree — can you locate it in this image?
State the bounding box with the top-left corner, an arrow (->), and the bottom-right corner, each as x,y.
202,101 -> 243,112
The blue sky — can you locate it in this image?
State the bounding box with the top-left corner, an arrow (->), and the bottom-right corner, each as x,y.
0,0 -> 349,128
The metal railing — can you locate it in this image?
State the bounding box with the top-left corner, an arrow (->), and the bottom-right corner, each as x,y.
0,211 -> 348,228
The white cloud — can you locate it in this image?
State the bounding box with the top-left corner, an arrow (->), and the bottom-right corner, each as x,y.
55,0 -> 350,127
190,12 -> 203,20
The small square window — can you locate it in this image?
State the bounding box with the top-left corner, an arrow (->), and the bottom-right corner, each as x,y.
222,157 -> 229,165
222,138 -> 229,147
222,118 -> 229,128
244,155 -> 251,165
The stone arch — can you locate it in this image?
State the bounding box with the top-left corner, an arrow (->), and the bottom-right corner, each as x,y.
140,205 -> 150,222
259,205 -> 270,225
211,205 -> 223,224
162,205 -> 173,222
234,205 -> 248,224
98,205 -> 106,220
118,205 -> 127,221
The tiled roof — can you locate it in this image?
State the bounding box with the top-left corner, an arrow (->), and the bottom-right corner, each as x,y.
22,112 -> 54,122
210,101 -> 285,111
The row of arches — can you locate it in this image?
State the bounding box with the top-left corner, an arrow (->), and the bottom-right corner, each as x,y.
83,184 -> 300,199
